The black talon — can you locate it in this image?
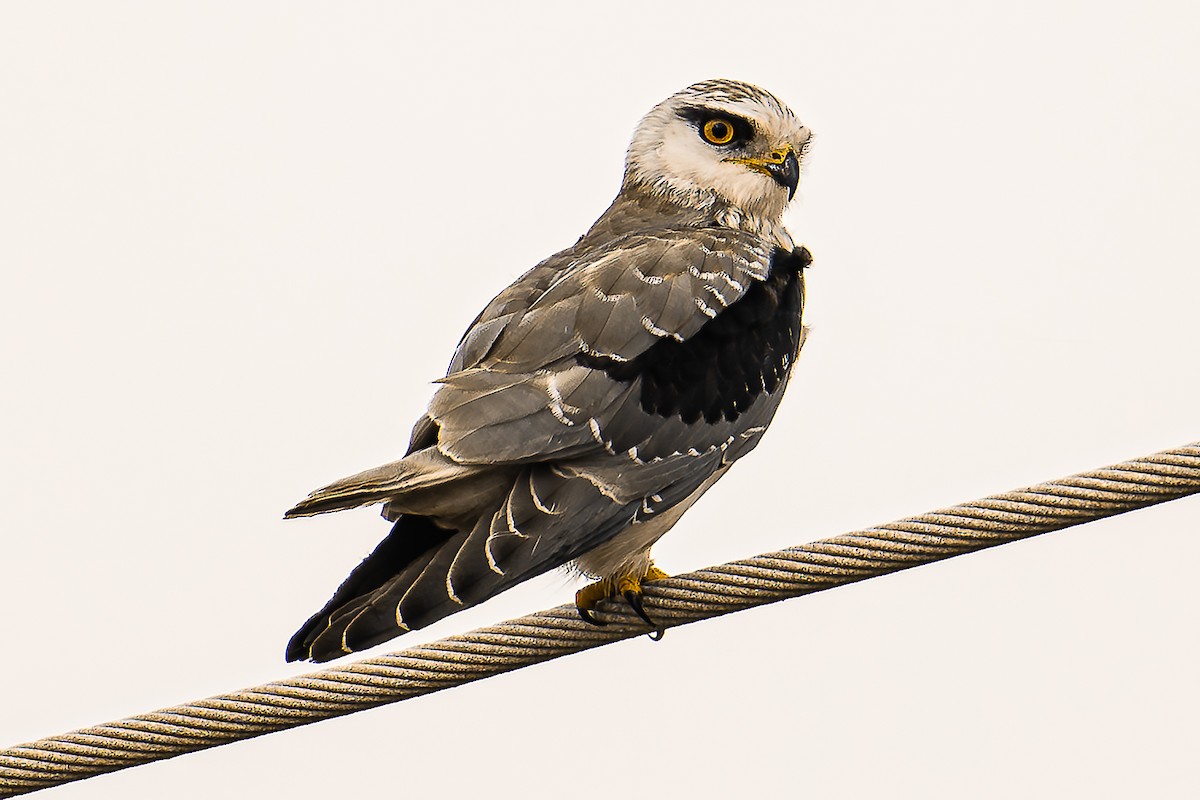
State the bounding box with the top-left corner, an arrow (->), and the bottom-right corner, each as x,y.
578,606 -> 607,627
623,590 -> 665,640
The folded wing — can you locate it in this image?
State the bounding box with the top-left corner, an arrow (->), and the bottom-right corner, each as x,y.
285,230 -> 808,661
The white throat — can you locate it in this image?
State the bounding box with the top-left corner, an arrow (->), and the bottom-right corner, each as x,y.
622,80 -> 809,251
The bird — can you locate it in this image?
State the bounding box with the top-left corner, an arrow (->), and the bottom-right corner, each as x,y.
284,78 -> 813,662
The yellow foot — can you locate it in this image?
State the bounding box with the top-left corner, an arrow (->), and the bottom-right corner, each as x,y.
575,579 -> 613,625
575,565 -> 670,639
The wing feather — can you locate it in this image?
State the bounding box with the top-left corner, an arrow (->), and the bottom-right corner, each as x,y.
286,226 -> 807,661
429,229 -> 773,464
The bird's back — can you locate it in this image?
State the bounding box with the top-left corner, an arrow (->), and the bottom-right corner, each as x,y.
285,78 -> 813,662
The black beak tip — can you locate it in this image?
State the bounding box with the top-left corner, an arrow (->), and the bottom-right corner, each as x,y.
767,151 -> 801,200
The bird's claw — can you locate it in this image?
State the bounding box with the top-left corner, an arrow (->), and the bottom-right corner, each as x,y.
575,565 -> 668,639
622,588 -> 664,640
575,580 -> 610,626
577,606 -> 607,627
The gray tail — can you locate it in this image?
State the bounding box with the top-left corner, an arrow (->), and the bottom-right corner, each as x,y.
286,466 -> 643,662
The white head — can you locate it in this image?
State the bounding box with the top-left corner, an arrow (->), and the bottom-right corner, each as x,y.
625,79 -> 812,229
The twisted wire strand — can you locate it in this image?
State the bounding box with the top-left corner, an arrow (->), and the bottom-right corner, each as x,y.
1,442 -> 1197,796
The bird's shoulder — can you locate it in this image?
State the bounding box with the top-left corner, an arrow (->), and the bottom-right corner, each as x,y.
448,225 -> 780,376
424,226 -> 807,465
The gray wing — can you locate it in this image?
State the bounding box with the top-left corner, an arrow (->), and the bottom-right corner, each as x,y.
285,229 -> 807,661
428,227 -> 775,463
287,227 -> 778,517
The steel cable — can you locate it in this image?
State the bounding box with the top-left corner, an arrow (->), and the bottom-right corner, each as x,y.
1,442 -> 1197,796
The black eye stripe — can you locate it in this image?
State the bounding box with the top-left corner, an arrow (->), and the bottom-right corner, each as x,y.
676,106 -> 756,147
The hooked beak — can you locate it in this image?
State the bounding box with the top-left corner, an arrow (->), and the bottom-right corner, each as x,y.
728,144 -> 800,199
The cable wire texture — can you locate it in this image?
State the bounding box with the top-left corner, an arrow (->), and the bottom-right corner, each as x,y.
2,441 -> 1198,797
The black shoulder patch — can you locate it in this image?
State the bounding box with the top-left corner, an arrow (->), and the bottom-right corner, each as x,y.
580,245 -> 809,425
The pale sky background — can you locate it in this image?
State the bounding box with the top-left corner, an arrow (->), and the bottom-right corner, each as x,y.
2,1 -> 1198,798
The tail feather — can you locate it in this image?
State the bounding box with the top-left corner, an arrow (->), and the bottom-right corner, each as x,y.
287,466 -> 645,663
283,449 -> 494,519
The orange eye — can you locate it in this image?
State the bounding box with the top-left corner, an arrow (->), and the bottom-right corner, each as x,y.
702,118 -> 735,145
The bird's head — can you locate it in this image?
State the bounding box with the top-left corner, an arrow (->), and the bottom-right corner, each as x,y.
624,79 -> 812,229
